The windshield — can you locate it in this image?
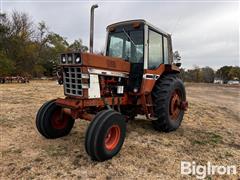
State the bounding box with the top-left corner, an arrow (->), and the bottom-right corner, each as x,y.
106,30 -> 144,63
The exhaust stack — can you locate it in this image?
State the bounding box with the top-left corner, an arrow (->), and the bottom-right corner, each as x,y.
89,4 -> 98,53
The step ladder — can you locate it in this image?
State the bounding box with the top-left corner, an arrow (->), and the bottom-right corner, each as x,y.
141,93 -> 158,120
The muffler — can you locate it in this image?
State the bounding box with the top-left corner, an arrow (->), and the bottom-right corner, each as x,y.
89,4 -> 98,53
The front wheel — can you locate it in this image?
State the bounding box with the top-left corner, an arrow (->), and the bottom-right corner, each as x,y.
36,100 -> 75,139
85,109 -> 126,161
152,74 -> 187,132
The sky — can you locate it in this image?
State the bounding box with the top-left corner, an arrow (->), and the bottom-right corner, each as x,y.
1,0 -> 239,69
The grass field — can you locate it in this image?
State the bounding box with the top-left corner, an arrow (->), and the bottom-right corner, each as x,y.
0,81 -> 239,179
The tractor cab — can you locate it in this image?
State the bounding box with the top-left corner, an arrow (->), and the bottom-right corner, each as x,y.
105,19 -> 173,92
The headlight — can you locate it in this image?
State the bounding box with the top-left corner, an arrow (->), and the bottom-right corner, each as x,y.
68,55 -> 72,63
61,56 -> 66,63
74,53 -> 81,64
75,57 -> 80,63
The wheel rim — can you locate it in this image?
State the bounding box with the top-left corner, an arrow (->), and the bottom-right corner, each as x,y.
104,125 -> 121,151
169,89 -> 182,120
51,109 -> 68,129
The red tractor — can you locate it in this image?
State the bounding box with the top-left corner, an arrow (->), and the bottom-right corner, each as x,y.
36,5 -> 188,161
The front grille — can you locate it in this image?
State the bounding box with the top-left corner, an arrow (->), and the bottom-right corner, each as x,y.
63,67 -> 83,96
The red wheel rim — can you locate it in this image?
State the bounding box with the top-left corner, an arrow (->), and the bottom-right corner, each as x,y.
169,89 -> 182,120
104,125 -> 121,151
51,109 -> 68,129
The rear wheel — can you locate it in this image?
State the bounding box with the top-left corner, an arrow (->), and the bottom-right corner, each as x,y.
36,100 -> 75,138
152,74 -> 186,132
85,110 -> 126,161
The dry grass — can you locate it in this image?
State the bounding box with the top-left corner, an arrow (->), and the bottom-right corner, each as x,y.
0,81 -> 239,179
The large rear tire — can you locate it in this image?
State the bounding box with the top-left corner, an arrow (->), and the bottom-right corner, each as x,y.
152,74 -> 186,132
85,110 -> 126,161
36,100 -> 75,139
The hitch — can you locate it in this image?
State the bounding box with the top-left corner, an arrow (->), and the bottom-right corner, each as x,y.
181,101 -> 188,111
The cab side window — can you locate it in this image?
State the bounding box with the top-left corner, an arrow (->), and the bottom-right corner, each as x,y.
148,30 -> 163,69
163,37 -> 168,64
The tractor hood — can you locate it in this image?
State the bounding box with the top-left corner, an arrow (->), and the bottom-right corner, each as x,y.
81,53 -> 130,73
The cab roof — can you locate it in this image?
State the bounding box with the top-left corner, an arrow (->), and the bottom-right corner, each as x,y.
106,19 -> 170,37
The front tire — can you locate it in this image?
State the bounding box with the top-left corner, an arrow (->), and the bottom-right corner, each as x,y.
36,100 -> 75,139
85,110 -> 126,161
152,74 -> 186,132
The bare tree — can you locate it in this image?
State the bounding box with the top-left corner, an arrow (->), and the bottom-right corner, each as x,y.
10,11 -> 34,40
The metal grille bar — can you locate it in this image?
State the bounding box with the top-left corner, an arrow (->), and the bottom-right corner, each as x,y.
63,67 -> 83,96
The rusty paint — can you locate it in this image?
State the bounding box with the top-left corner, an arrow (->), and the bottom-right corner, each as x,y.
81,53 -> 130,72
56,94 -> 129,110
79,113 -> 95,121
56,98 -> 80,109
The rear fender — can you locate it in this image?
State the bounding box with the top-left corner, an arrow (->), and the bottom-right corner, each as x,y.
140,64 -> 180,94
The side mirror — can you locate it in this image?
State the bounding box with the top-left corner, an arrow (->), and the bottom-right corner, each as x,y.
173,51 -> 181,61
173,51 -> 181,67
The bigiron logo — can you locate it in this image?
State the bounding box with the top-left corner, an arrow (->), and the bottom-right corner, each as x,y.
181,161 -> 237,179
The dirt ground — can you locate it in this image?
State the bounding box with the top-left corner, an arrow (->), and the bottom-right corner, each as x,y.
0,81 -> 239,179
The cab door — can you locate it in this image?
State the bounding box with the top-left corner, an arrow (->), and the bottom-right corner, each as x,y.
148,29 -> 170,69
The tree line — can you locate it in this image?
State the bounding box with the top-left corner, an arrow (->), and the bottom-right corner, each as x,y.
179,66 -> 240,83
0,11 -> 88,77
